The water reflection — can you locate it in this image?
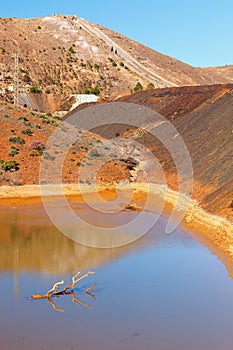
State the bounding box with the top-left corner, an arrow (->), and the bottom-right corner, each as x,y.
30,271 -> 96,313
1,201 -> 233,280
0,203 -> 158,274
43,290 -> 95,313
2,202 -> 233,350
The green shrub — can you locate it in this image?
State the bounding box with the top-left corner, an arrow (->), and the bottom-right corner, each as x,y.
112,61 -> 117,67
42,119 -> 58,126
52,115 -> 62,120
134,82 -> 143,92
23,74 -> 31,83
68,46 -> 75,54
18,116 -> 29,122
21,128 -> 33,136
9,136 -> 25,145
120,61 -> 124,67
24,121 -> 33,128
0,160 -> 19,172
147,83 -> 155,89
9,146 -> 19,157
30,86 -> 42,93
90,87 -> 100,95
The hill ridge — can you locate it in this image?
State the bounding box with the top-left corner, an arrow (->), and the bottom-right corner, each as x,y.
0,14 -> 233,112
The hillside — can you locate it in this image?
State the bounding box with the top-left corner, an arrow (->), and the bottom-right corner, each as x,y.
0,14 -> 232,223
120,85 -> 233,220
66,84 -> 233,221
0,100 -> 143,187
203,65 -> 233,82
0,14 -> 233,112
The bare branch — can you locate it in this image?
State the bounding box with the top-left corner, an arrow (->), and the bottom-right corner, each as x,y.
31,271 -> 96,310
48,298 -> 64,313
72,272 -> 81,286
72,271 -> 95,287
46,280 -> 64,297
71,293 -> 93,309
86,283 -> 96,294
31,294 -> 45,299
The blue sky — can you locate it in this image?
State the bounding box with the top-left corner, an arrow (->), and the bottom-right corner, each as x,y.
1,0 -> 232,67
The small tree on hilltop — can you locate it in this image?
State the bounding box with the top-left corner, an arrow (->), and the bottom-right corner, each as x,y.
134,82 -> 143,92
147,83 -> 155,89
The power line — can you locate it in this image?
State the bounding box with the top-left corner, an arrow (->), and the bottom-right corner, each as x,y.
13,50 -> 19,106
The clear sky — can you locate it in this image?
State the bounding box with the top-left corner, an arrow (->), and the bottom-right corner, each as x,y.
1,0 -> 232,67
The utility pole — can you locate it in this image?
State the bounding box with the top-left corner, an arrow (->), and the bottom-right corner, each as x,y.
13,50 -> 19,106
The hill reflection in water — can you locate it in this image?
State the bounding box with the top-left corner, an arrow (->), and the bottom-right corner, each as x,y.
1,199 -> 233,280
0,201 -> 163,274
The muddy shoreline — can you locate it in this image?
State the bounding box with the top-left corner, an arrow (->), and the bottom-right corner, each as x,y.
0,183 -> 233,260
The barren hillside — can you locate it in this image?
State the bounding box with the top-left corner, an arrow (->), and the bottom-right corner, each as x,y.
66,84 -> 233,221
120,85 -> 233,220
203,65 -> 233,83
0,14 -> 232,112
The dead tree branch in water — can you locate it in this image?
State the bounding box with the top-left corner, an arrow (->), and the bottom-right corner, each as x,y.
31,271 -> 96,310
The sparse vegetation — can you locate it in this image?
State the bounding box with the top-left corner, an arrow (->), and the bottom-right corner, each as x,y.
9,146 -> 19,157
68,46 -> 75,54
29,141 -> 45,155
147,83 -> 155,89
87,61 -> 93,69
90,87 -> 100,95
9,136 -> 25,145
30,86 -> 42,93
18,116 -> 29,122
23,74 -> 31,83
84,87 -> 100,95
0,160 -> 19,172
134,82 -> 143,92
21,129 -> 33,136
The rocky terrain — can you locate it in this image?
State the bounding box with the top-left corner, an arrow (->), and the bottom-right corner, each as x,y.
0,100 -> 141,187
0,14 -> 233,112
120,84 -> 233,221
66,83 -> 233,221
0,14 -> 232,226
